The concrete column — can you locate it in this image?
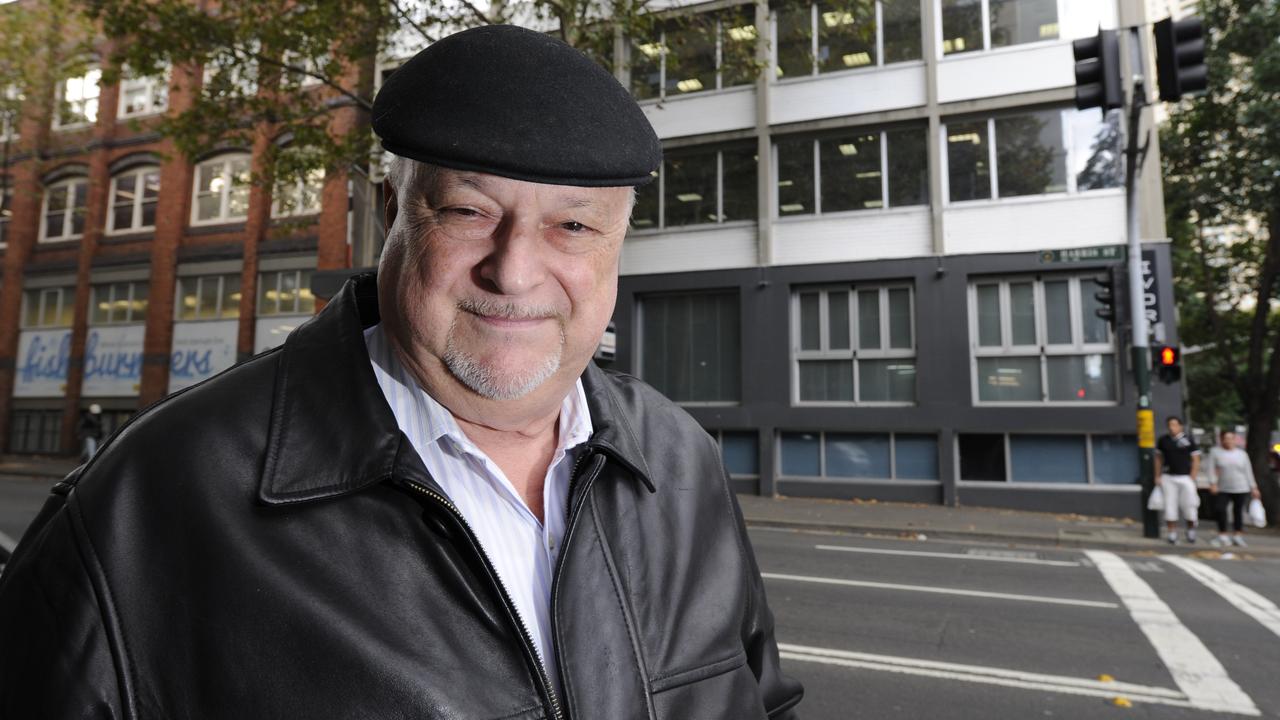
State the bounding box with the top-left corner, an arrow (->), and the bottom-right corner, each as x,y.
754,0 -> 774,268
921,0 -> 946,254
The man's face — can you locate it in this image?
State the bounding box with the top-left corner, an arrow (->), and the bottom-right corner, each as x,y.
379,164 -> 632,401
1221,432 -> 1236,450
1168,418 -> 1184,436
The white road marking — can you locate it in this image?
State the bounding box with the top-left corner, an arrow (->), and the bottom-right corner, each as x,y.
1162,555 -> 1280,640
777,643 -> 1212,711
815,543 -> 1080,567
761,572 -> 1117,608
0,530 -> 15,553
1085,550 -> 1259,716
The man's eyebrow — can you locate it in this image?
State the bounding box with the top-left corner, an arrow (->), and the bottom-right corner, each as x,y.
556,196 -> 599,209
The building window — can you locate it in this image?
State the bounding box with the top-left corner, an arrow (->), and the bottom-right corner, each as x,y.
711,429 -> 760,477
631,7 -> 757,100
118,68 -> 169,118
775,0 -> 922,80
945,108 -> 1121,203
107,166 -> 161,234
631,143 -> 757,230
1,84 -> 19,140
8,410 -> 62,455
40,177 -> 89,242
90,282 -> 149,325
776,125 -> 930,216
958,433 -> 1138,484
192,154 -> 251,225
272,168 -> 324,217
969,275 -> 1116,404
54,67 -> 101,128
257,269 -> 316,316
779,430 -> 938,479
0,186 -> 11,247
177,274 -> 242,320
940,0 -> 1058,55
793,285 -> 915,404
21,287 -> 74,328
640,290 -> 740,403
202,51 -> 259,97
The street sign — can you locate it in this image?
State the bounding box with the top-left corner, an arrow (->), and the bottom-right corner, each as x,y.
1140,249 -> 1161,327
1038,245 -> 1126,264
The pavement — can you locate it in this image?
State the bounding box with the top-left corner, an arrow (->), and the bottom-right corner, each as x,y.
3,453 -> 1279,558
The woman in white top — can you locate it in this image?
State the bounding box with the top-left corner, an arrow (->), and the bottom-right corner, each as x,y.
1208,430 -> 1260,547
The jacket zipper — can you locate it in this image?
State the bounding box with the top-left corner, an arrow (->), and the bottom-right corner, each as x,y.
402,480 -> 566,720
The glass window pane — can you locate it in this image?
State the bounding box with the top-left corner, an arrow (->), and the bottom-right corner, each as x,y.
641,292 -> 740,402
113,204 -> 134,231
817,0 -> 877,72
888,288 -> 911,349
1009,282 -> 1036,346
258,272 -> 277,315
895,434 -> 938,479
143,170 -> 161,199
882,0 -> 922,62
819,132 -> 882,212
1072,109 -> 1122,191
1080,281 -> 1109,344
799,292 -> 820,350
56,291 -> 73,327
630,36 -> 662,100
279,270 -> 299,313
1009,435 -> 1086,483
665,21 -> 716,95
113,174 -> 136,204
720,145 -> 758,222
664,149 -> 718,227
777,137 -> 815,215
23,291 -> 39,327
719,7 -> 757,88
130,283 -> 149,321
995,111 -> 1066,197
941,0 -> 983,54
91,286 -> 109,324
798,360 -> 854,401
977,356 -> 1042,401
886,127 -> 929,207
71,207 -> 86,236
45,212 -> 64,238
197,276 -> 220,319
140,199 -> 157,229
1044,280 -> 1071,345
1046,354 -> 1116,401
990,0 -> 1059,49
221,274 -> 242,318
959,433 -> 1006,480
858,359 -> 915,402
47,185 -> 68,212
776,2 -> 814,79
826,433 -> 891,477
197,194 -> 221,221
947,121 -> 991,201
1092,434 -> 1138,484
828,291 -> 850,350
297,271 -> 315,314
780,431 -> 821,476
177,278 -> 198,320
631,177 -> 659,230
976,284 -> 1001,346
721,431 -> 759,475
857,289 -> 880,349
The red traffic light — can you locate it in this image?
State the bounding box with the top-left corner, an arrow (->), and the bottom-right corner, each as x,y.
1159,346 -> 1179,366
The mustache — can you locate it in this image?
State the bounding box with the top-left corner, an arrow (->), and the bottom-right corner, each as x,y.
457,297 -> 562,321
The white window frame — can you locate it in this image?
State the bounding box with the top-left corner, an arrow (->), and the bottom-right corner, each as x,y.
773,0 -> 919,80
934,0 -> 1063,57
955,432 -> 1139,486
968,274 -> 1117,406
257,269 -> 315,316
191,154 -> 252,226
20,287 -> 74,329
774,127 -> 930,218
0,84 -> 19,141
107,166 -> 162,234
634,143 -> 755,232
271,168 -> 324,218
175,273 -> 241,321
53,67 -> 102,129
711,429 -> 761,478
791,284 -> 916,406
777,430 -> 939,481
636,12 -> 756,101
117,67 -> 169,118
39,177 -> 89,243
90,281 -> 149,325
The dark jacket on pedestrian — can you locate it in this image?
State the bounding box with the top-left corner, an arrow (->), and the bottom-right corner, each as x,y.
77,409 -> 103,441
0,275 -> 803,720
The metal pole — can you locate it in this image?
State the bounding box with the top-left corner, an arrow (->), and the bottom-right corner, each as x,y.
1124,27 -> 1159,538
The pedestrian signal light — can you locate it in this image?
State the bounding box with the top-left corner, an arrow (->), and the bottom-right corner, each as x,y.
1154,16 -> 1208,102
1073,29 -> 1123,111
1153,345 -> 1181,384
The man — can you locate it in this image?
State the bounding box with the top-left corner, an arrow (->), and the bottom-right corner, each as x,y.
1155,415 -> 1202,544
77,402 -> 104,461
1206,430 -> 1260,547
0,26 -> 802,719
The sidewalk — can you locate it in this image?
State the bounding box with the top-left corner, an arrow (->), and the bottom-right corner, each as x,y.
738,494 -> 1280,559
0,454 -> 80,481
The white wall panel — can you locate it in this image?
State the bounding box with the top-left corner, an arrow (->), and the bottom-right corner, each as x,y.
943,191 -> 1125,255
621,224 -> 758,276
771,63 -> 927,126
772,209 -> 932,266
641,87 -> 756,139
937,42 -> 1073,104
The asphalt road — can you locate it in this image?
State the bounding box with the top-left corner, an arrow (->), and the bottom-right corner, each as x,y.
0,475 -> 56,555
751,526 -> 1280,719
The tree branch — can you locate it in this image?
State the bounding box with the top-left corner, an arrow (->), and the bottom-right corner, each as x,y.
454,0 -> 496,26
246,49 -> 373,113
388,0 -> 438,44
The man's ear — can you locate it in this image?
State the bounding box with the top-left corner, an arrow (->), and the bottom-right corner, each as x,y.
383,179 -> 398,231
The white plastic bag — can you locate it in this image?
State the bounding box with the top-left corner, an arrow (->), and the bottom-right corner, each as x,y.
1147,486 -> 1165,511
1248,498 -> 1267,528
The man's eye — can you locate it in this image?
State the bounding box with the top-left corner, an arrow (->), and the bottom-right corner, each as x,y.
560,221 -> 586,233
444,207 -> 482,218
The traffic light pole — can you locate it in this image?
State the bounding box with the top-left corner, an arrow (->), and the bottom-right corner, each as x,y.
1123,29 -> 1159,538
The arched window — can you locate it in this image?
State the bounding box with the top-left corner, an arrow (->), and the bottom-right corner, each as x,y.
108,165 -> 161,233
40,176 -> 89,242
272,167 -> 324,217
192,153 -> 250,225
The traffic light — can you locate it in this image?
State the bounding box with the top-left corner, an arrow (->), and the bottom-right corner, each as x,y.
1072,29 -> 1122,111
1154,16 -> 1207,102
1154,344 -> 1181,383
1092,268 -> 1120,331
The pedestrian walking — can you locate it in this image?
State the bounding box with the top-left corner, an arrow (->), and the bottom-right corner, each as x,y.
1208,430 -> 1260,547
1155,416 -> 1201,544
76,404 -> 103,462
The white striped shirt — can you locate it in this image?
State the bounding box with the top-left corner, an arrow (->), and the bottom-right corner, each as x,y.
364,323 -> 592,693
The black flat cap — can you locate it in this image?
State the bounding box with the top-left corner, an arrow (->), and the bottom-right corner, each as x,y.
372,25 -> 661,187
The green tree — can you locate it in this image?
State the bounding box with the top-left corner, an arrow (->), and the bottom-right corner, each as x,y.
1161,0 -> 1280,520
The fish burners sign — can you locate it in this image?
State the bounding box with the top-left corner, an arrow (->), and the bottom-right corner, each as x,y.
168,320 -> 239,393
14,326 -> 145,397
14,329 -> 73,398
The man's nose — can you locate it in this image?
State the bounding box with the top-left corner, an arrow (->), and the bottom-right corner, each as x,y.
475,217 -> 547,295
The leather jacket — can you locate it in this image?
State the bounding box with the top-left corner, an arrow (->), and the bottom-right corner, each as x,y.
0,274 -> 803,720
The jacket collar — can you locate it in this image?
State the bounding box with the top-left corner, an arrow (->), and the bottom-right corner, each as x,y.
257,273 -> 653,506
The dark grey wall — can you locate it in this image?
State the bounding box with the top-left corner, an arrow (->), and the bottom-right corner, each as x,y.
614,243 -> 1182,518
